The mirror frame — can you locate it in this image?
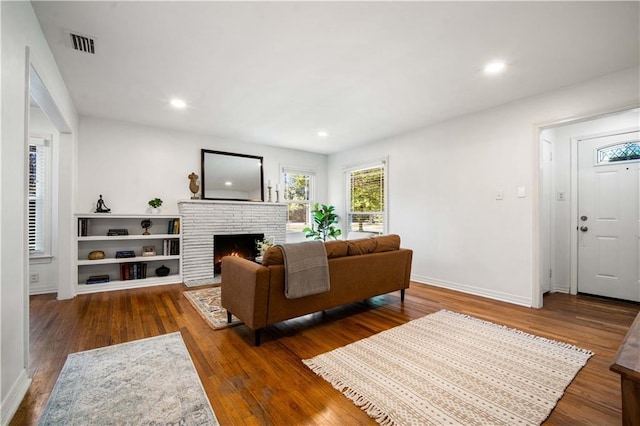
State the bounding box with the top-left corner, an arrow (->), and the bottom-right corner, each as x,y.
200,149 -> 264,201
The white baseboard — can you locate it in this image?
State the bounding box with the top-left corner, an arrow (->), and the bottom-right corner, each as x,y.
411,274 -> 532,307
29,282 -> 57,295
552,283 -> 570,293
1,369 -> 31,426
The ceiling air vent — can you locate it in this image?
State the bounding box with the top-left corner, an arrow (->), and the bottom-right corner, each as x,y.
69,32 -> 95,54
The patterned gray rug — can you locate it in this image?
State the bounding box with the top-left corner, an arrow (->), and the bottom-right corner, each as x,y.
38,332 -> 218,425
304,310 -> 593,425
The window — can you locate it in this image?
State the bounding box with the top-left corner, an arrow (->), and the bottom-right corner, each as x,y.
597,140 -> 640,164
346,160 -> 386,235
28,136 -> 51,256
282,168 -> 315,233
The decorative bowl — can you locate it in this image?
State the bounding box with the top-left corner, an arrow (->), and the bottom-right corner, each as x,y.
88,250 -> 105,260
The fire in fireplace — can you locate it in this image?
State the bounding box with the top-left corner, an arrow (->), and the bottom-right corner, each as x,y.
213,233 -> 264,275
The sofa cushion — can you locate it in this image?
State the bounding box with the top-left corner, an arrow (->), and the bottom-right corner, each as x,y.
263,240 -> 349,265
346,237 -> 378,256
373,234 -> 401,253
325,240 -> 348,258
263,235 -> 400,265
346,234 -> 401,256
262,246 -> 284,266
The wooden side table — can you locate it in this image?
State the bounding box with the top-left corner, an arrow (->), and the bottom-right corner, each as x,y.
610,312 -> 640,426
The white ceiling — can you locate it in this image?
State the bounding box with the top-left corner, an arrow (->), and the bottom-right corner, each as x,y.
32,1 -> 639,154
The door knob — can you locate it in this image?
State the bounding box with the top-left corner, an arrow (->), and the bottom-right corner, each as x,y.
580,226 -> 588,232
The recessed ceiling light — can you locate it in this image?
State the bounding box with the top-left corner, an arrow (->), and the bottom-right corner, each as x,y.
484,61 -> 506,75
317,130 -> 329,138
170,98 -> 187,108
225,181 -> 232,186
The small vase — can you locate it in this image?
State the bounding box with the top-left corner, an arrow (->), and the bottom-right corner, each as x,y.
150,207 -> 160,214
155,265 -> 170,277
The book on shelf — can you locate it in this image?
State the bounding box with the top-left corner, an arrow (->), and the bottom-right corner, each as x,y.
119,262 -> 148,281
162,239 -> 180,256
115,250 -> 136,258
107,228 -> 129,236
167,218 -> 180,234
78,218 -> 89,237
86,274 -> 110,284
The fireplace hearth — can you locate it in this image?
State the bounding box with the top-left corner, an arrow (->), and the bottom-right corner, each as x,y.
213,233 -> 264,275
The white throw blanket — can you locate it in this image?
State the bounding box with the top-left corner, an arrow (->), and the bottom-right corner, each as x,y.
277,241 -> 330,299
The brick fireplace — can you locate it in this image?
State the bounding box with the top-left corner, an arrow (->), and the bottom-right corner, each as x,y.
178,200 -> 287,286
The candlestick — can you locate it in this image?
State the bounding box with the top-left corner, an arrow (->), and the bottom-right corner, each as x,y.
275,189 -> 280,203
267,185 -> 273,202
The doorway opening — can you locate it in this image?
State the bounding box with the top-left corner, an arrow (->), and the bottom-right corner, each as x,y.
538,107 -> 640,302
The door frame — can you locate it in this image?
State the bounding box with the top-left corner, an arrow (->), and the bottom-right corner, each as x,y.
539,137 -> 552,294
532,104 -> 639,308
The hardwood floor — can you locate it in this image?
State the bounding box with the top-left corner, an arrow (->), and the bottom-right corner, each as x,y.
11,282 -> 639,425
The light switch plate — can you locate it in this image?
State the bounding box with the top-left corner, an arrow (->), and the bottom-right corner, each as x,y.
496,190 -> 504,200
517,186 -> 526,198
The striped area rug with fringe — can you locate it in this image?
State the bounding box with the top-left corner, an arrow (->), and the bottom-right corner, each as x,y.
303,309 -> 593,425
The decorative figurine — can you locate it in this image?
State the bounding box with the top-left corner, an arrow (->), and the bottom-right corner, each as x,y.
95,195 -> 111,213
141,219 -> 153,235
188,172 -> 200,199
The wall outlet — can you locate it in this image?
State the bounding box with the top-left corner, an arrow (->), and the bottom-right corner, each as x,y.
30,272 -> 39,283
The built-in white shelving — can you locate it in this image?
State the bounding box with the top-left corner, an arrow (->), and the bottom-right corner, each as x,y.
75,214 -> 182,294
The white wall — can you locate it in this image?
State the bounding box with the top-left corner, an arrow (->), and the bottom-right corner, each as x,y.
328,67 -> 639,307
1,2 -> 78,423
546,109 -> 640,293
77,116 -> 328,215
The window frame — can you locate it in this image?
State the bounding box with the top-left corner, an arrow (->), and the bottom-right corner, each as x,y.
281,166 -> 316,235
344,159 -> 388,236
28,135 -> 52,259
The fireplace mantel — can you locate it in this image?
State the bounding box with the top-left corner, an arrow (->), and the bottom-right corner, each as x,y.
178,200 -> 287,286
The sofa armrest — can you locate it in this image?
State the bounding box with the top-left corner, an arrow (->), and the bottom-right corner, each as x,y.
220,256 -> 270,330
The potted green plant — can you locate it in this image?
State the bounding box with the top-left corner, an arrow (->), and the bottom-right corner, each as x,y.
303,203 -> 342,241
148,198 -> 163,213
256,236 -> 274,256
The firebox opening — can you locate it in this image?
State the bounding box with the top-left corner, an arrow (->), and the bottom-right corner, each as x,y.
213,233 -> 264,275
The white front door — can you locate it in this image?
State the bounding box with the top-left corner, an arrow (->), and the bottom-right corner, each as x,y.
578,131 -> 640,301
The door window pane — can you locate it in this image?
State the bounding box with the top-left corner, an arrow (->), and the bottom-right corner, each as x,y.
597,141 -> 640,164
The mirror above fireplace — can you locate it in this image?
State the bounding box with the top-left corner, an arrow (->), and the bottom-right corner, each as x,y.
201,149 -> 264,201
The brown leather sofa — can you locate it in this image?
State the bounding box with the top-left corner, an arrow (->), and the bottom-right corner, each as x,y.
221,234 -> 413,345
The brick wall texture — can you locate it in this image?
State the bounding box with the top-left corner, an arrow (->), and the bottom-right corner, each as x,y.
178,201 -> 287,286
